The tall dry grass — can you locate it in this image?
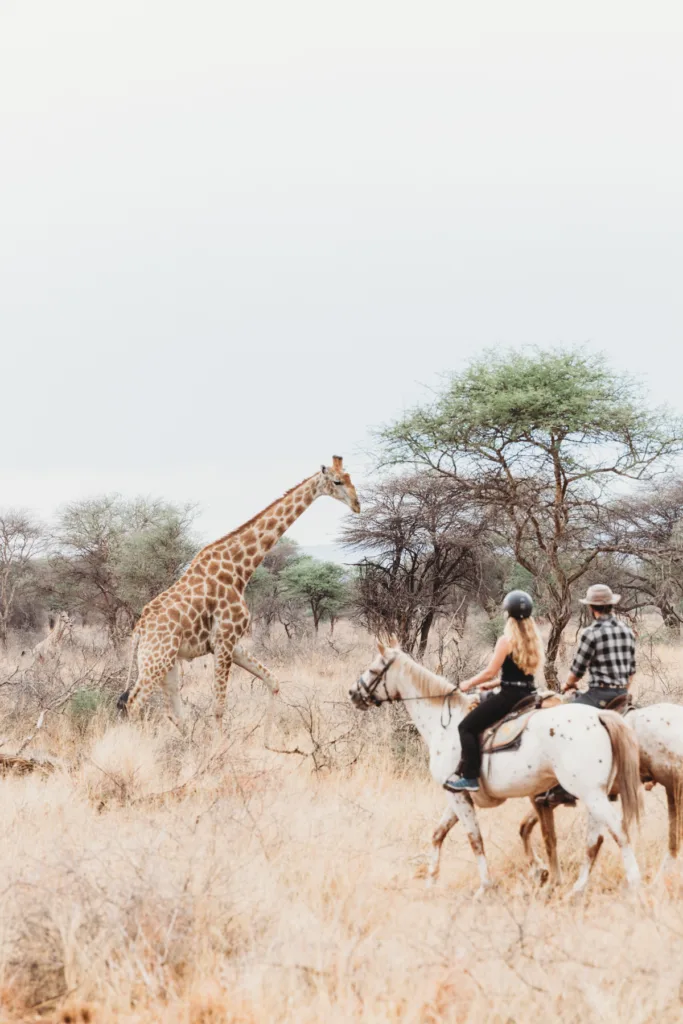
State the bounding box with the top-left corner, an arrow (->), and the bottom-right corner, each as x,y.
0,621 -> 682,1022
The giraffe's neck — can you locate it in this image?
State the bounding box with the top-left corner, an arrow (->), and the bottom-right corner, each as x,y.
209,475 -> 320,577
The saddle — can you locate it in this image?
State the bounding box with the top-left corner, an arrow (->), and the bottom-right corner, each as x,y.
480,692 -> 563,756
603,693 -> 633,714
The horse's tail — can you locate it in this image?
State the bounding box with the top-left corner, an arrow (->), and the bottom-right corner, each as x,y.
599,711 -> 642,837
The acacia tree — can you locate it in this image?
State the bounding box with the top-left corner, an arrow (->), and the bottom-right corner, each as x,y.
0,511 -> 45,645
341,472 -> 491,655
281,558 -> 349,633
601,479 -> 683,631
381,349 -> 683,684
246,538 -> 306,638
50,496 -> 198,636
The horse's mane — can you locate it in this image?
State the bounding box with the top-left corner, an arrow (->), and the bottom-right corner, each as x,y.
396,652 -> 464,703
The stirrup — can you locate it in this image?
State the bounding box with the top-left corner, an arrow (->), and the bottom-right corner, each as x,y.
534,784 -> 576,808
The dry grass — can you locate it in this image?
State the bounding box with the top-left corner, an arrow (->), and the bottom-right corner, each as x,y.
0,622 -> 682,1022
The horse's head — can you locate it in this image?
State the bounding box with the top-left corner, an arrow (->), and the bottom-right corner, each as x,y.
349,638 -> 402,710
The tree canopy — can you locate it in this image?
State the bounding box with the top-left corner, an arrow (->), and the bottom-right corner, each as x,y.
381,348 -> 683,680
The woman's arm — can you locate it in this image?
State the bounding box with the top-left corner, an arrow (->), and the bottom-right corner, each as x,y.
459,637 -> 512,693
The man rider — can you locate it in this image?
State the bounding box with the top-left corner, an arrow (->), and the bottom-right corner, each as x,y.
536,583 -> 636,808
562,583 -> 636,707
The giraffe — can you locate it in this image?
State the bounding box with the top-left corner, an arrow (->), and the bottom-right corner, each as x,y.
117,457 -> 360,727
21,611 -> 76,665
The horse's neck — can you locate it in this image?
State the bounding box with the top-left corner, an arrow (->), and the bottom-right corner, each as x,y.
393,659 -> 467,746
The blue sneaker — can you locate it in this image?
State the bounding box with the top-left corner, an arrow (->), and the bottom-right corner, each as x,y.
443,775 -> 479,793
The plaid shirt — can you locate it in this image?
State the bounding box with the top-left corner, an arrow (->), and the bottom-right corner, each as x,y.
570,615 -> 636,689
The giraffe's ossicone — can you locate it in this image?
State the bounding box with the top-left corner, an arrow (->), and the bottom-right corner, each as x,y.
119,457 -> 360,727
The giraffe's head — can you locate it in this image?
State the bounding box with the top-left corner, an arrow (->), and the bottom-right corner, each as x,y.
318,456 -> 361,513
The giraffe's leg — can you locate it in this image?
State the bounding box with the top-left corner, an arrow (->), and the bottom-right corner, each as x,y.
233,645 -> 281,694
213,642 -> 236,727
126,650 -> 176,721
165,663 -> 184,731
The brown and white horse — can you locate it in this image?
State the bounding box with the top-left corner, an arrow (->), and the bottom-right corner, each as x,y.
520,700 -> 683,882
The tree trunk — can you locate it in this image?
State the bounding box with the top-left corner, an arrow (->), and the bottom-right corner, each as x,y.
417,610 -> 435,659
545,611 -> 572,690
660,600 -> 680,636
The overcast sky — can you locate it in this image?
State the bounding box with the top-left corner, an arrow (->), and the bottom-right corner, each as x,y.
1,1 -> 682,549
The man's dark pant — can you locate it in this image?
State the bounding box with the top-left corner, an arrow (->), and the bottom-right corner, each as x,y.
572,687 -> 628,709
458,687 -> 531,778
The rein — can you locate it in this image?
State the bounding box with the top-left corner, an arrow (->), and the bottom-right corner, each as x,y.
354,655 -> 460,727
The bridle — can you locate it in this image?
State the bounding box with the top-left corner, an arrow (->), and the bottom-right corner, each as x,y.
353,655 -> 397,708
352,654 -> 460,728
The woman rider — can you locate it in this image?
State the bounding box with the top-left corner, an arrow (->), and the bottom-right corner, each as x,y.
443,590 -> 544,793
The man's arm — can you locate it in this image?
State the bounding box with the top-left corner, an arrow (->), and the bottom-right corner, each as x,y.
563,631 -> 595,693
563,670 -> 582,693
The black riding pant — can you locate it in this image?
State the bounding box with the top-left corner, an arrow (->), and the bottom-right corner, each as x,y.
458,686 -> 533,779
572,687 -> 627,709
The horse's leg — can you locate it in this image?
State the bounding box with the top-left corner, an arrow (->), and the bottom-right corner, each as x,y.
428,805 -> 459,887
537,804 -> 562,887
656,778 -> 681,878
573,793 -> 640,893
450,794 -> 492,896
571,813 -> 605,896
519,806 -> 548,885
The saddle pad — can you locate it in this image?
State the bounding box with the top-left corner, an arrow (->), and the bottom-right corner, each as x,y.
480,695 -> 562,755
481,711 -> 535,754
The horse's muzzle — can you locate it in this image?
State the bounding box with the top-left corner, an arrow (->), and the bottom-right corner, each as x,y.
349,686 -> 370,710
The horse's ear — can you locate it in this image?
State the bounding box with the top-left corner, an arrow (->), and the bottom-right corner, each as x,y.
377,641 -> 386,655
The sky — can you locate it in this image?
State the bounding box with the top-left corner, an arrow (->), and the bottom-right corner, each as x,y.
1,1 -> 682,551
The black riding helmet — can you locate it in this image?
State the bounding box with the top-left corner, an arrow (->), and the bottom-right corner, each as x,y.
503,590 -> 533,620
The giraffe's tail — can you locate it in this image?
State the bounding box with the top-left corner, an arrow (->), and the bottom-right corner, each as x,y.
117,630 -> 141,714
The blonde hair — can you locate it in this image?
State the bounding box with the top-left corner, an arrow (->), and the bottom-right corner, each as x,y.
504,616 -> 545,677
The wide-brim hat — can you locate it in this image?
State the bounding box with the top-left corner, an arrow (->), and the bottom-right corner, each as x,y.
579,584 -> 621,607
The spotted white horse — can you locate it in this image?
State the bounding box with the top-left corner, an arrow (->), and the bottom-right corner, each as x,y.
349,642 -> 642,895
519,699 -> 683,881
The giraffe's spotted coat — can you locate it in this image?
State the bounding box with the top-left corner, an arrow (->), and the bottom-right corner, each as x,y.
123,459 -> 360,725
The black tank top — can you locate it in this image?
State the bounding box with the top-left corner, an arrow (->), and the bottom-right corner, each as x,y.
501,654 -> 534,687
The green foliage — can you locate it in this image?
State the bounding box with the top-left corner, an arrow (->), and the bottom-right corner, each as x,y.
245,539 -> 308,637
477,614 -> 505,649
380,346 -> 683,679
384,347 -> 681,477
51,495 -> 199,633
115,510 -> 198,611
281,557 -> 350,631
504,563 -> 536,599
68,688 -> 106,734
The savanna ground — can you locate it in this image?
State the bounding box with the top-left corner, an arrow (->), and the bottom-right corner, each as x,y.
1,619 -> 683,1024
